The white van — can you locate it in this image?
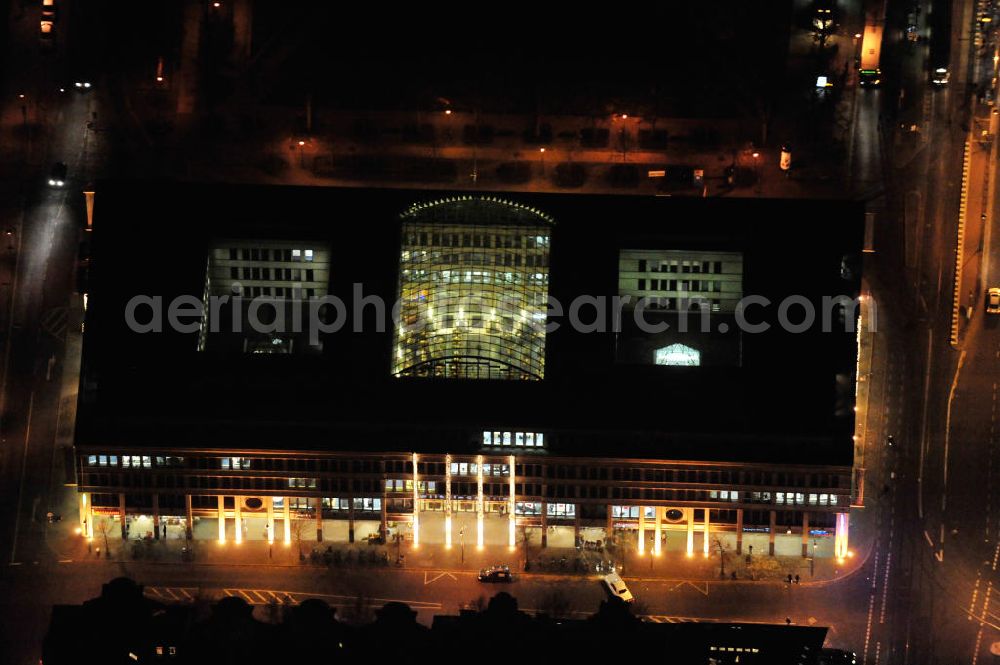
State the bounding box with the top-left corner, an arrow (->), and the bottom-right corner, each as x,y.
602,573 -> 634,604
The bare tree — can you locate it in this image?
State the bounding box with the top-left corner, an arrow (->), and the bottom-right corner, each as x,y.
519,524 -> 534,570
290,517 -> 309,557
94,519 -> 111,557
713,537 -> 731,579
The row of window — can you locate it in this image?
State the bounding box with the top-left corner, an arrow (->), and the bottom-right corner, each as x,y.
637,279 -> 724,293
403,233 -> 549,250
85,455 -> 842,490
776,492 -> 838,506
230,267 -> 316,282
482,431 -> 544,448
237,286 -> 317,299
386,480 -> 437,492
637,259 -> 724,274
228,248 -> 315,262
401,270 -> 549,286
402,252 -> 549,269
449,462 -> 511,476
88,455 -> 185,468
514,501 -> 576,517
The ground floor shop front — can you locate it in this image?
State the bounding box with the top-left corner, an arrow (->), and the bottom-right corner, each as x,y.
77,492 -> 850,561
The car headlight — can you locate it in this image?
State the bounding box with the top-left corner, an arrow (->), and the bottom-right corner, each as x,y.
48,179 -> 56,186
84,82 -> 91,88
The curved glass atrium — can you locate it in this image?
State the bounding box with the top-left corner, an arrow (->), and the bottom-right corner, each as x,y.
393,197 -> 553,380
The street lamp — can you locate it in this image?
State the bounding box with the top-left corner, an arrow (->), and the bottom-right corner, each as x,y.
460,526 -> 466,564
811,540 -> 817,576
752,151 -> 762,194
539,147 -> 546,176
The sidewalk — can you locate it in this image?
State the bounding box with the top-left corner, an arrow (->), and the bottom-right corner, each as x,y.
49,514 -> 864,588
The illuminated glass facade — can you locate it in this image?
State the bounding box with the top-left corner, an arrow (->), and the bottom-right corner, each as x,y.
393,197 -> 553,380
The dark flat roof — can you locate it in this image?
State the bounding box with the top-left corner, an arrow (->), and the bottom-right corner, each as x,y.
77,182 -> 863,466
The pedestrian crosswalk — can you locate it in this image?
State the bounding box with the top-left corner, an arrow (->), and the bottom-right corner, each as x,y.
144,587 -> 197,602
642,615 -> 708,624
40,306 -> 68,341
222,588 -> 300,605
143,586 -> 441,610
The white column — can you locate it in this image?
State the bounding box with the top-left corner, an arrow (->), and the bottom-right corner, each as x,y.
445,454 -> 453,549
835,512 -> 850,559
476,455 -> 485,549
266,496 -> 275,544
686,508 -> 694,556
703,509 -> 711,557
638,506 -> 646,555
234,496 -> 242,544
217,496 -> 226,543
654,506 -> 662,556
508,454 -> 516,550
283,497 -> 291,544
412,452 -> 420,548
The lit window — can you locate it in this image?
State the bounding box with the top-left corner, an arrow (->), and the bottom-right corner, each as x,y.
516,432 -> 524,446
142,456 -> 152,468
110,455 -> 118,466
450,462 -> 458,475
503,432 -> 511,446
483,431 -> 491,446
88,455 -> 97,466
304,249 -> 314,262
820,493 -> 829,505
98,455 -> 107,466
292,249 -> 301,260
776,492 -> 785,504
654,343 -> 701,367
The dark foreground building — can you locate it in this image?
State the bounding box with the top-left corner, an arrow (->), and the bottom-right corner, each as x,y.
43,577 -> 829,664
74,183 -> 863,559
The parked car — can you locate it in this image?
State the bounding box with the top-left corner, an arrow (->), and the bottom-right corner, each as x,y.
987,287 -> 1000,314
602,572 -> 634,604
48,162 -> 67,187
478,565 -> 514,583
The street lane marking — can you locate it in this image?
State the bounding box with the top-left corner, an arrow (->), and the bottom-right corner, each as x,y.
863,592 -> 875,665
970,575 -> 982,621
423,571 -> 457,585
642,615 -> 704,623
